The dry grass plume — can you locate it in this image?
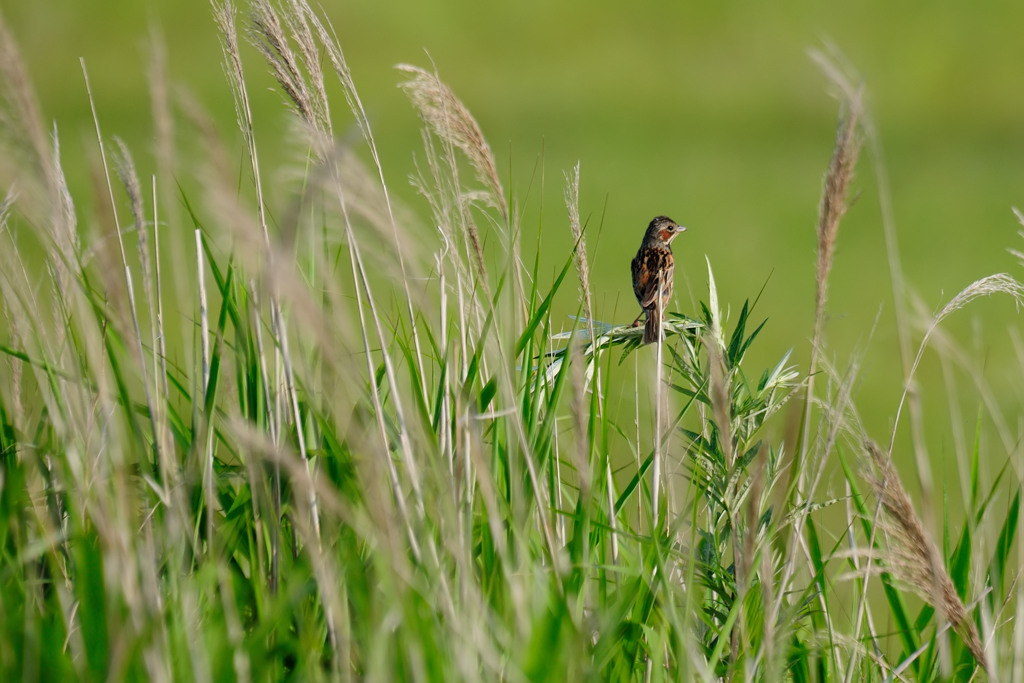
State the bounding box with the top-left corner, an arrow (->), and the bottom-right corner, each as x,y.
864,440 -> 988,674
396,64 -> 506,218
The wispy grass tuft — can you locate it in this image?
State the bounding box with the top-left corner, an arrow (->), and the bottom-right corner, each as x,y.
797,48 -> 864,493
863,440 -> 989,674
397,62 -> 509,225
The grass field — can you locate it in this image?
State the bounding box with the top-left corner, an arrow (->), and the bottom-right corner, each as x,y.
1,0 -> 1023,680
7,0 -> 1024,455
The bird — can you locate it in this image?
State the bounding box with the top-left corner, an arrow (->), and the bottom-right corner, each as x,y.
631,216 -> 686,344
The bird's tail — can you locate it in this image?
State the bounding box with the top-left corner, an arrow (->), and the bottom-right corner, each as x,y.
643,309 -> 660,345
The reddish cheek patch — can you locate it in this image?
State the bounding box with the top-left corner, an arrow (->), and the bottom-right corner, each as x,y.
659,229 -> 674,240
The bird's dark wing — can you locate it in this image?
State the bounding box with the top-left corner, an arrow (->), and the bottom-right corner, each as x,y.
632,248 -> 673,308
631,255 -> 647,305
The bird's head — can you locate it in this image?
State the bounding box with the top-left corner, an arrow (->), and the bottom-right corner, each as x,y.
645,215 -> 686,245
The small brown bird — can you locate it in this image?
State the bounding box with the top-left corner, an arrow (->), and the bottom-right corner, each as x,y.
631,216 -> 686,344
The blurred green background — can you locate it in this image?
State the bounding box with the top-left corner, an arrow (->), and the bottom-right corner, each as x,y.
5,0 -> 1024,482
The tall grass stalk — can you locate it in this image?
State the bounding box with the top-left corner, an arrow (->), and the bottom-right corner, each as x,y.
796,48 -> 862,493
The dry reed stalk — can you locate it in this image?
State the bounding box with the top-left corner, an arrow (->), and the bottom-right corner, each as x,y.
0,10 -> 76,251
740,449 -> 765,589
246,281 -> 282,593
113,140 -> 145,274
397,59 -> 561,580
194,227 -> 217,548
814,96 -> 861,326
563,162 -> 618,561
194,228 -> 211,403
876,274 -> 1024,659
564,162 -> 593,325
0,194 -> 25,430
111,139 -> 164,471
433,249 -> 453,471
282,0 -> 327,112
397,63 -> 495,282
212,0 -> 322,544
257,2 -> 435,483
241,45 -> 443,589
796,52 -> 864,491
248,2 -> 557,620
295,1 -> 432,410
888,273 -> 1024,457
248,0 -> 315,126
212,1 -> 271,249
942,317 -> 1018,462
148,29 -> 194,343
706,329 -> 744,666
0,226 -> 78,450
770,330 -> 870,677
323,163 -> 437,582
569,340 -> 591,504
342,209 -> 426,566
0,15 -> 78,322
651,307 -> 664,529
633,351 -> 642,526
47,129 -> 78,292
864,440 -> 989,674
0,12 -> 47,175
83,60 -> 163,475
1010,207 -> 1024,265
707,341 -> 735,473
148,28 -> 174,190
190,118 -> 339,364
412,127 -> 483,330
396,63 -> 507,222
752,455 -> 780,675
149,176 -> 172,476
275,127 -> 418,279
